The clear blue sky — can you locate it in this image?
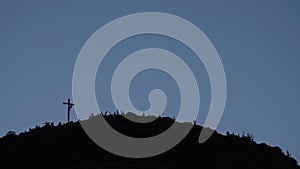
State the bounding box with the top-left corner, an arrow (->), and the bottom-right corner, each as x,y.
0,0 -> 299,162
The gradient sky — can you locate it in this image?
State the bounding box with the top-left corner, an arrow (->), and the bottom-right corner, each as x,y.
0,0 -> 299,163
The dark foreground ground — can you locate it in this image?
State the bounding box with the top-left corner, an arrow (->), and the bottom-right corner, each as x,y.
0,113 -> 299,169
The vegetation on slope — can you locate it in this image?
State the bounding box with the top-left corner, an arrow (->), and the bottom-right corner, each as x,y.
0,112 -> 299,169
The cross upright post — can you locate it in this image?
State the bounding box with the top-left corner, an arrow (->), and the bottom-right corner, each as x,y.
63,98 -> 74,123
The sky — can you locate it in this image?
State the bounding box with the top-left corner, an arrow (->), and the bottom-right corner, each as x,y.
0,0 -> 300,162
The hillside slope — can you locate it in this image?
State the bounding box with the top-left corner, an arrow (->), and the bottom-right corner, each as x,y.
0,114 -> 299,169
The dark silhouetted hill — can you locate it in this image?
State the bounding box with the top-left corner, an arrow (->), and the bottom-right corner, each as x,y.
0,113 -> 299,169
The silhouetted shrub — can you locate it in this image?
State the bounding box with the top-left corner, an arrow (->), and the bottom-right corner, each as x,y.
6,131 -> 16,136
273,146 -> 284,155
242,132 -> 255,142
43,122 -> 50,126
226,131 -> 235,136
43,122 -> 54,128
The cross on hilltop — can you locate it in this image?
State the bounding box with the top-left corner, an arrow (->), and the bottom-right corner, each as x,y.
63,98 -> 74,123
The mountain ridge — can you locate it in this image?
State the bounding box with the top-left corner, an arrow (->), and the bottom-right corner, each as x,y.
0,113 -> 299,169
